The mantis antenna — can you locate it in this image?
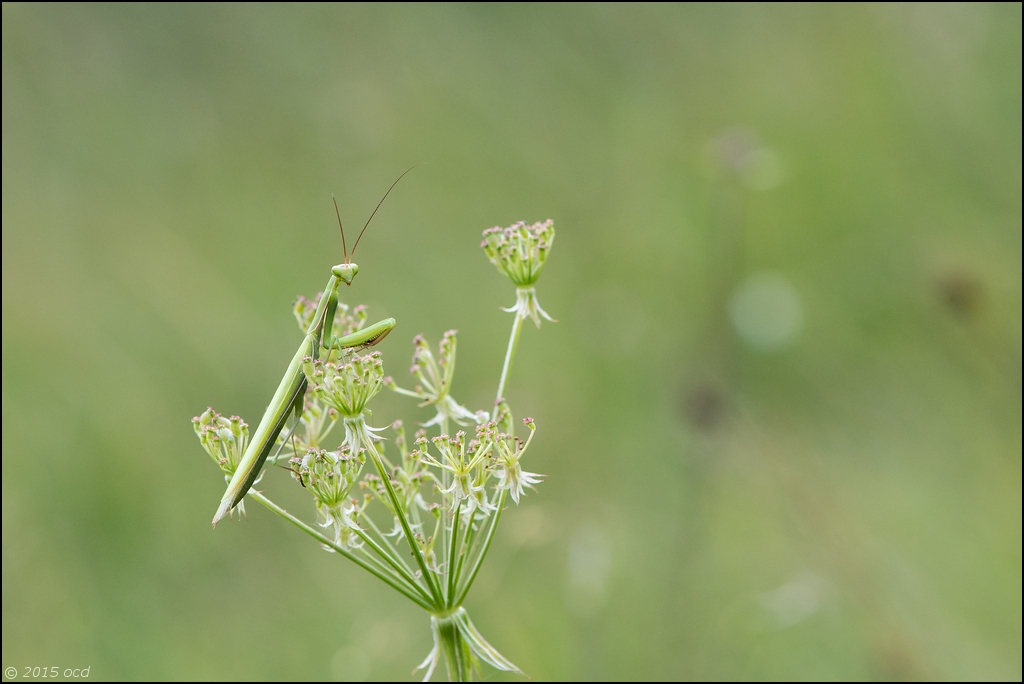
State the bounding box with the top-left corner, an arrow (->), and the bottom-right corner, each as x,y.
348,164 -> 422,261
332,194 -> 348,263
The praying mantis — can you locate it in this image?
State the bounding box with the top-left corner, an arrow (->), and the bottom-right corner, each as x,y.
211,171 -> 415,526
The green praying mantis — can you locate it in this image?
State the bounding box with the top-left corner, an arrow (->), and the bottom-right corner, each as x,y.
211,171 -> 416,526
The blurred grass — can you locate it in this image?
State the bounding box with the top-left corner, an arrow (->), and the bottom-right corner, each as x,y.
2,3 -> 1020,680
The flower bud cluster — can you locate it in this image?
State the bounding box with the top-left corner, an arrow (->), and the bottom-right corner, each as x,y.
291,446 -> 364,509
481,220 -> 554,287
303,352 -> 384,418
290,446 -> 365,548
408,331 -> 454,397
192,407 -> 248,477
385,331 -> 485,428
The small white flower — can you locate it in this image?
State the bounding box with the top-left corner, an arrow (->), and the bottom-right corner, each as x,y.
492,418 -> 543,505
503,285 -> 556,330
386,331 -> 486,428
414,431 -> 494,513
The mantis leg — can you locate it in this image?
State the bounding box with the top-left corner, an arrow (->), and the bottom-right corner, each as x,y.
323,317 -> 397,352
321,290 -> 397,353
267,387 -> 307,466
212,338 -> 312,525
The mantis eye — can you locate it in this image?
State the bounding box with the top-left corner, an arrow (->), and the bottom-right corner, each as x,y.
332,263 -> 359,285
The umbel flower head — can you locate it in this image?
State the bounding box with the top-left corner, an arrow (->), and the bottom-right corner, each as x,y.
481,220 -> 554,287
290,446 -> 365,549
193,408 -> 248,477
193,407 -> 250,518
418,429 -> 495,515
492,417 -> 543,505
303,352 -> 385,419
385,331 -> 485,428
482,220 -> 556,328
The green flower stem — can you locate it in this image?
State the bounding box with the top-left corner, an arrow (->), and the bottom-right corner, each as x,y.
439,413 -> 450,591
361,512 -> 419,578
248,491 -> 433,611
446,500 -> 463,607
352,545 -> 431,603
493,309 -> 525,418
388,385 -> 428,400
365,440 -> 445,608
351,527 -> 433,605
454,490 -> 507,608
452,511 -> 477,590
435,611 -> 472,682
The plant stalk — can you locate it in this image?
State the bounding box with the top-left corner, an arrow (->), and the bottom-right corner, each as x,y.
454,490 -> 507,607
249,491 -> 433,610
493,310 -> 525,418
365,436 -> 445,608
435,611 -> 472,681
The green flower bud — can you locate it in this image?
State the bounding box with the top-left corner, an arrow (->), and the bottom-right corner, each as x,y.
481,220 -> 555,287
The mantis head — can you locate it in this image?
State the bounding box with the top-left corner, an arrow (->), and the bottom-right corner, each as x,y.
332,262 -> 359,285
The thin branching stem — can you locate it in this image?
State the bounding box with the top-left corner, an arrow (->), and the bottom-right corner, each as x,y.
366,440 -> 445,608
249,491 -> 432,611
351,527 -> 433,605
454,490 -> 508,607
494,313 -> 525,418
446,500 -> 462,607
453,512 -> 478,587
352,544 -> 430,602
439,414 -> 450,579
362,512 -> 418,578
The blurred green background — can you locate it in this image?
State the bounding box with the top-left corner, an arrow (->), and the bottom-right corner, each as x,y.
3,3 -> 1020,681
